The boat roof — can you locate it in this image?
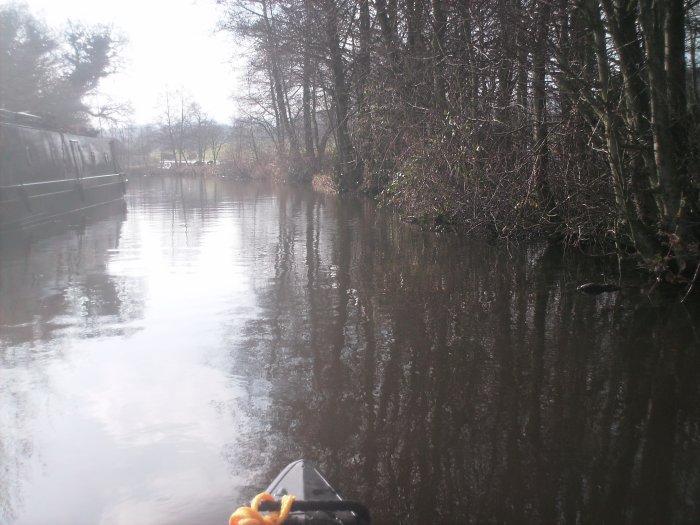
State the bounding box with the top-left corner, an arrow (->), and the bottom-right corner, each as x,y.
0,109 -> 44,127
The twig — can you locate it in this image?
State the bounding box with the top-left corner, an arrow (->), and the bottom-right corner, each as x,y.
681,260 -> 700,303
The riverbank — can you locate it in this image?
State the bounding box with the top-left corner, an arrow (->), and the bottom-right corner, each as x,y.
125,161 -> 698,295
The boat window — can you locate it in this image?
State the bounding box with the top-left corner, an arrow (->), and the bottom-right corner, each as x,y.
49,142 -> 59,164
62,141 -> 71,168
77,144 -> 86,165
69,139 -> 83,174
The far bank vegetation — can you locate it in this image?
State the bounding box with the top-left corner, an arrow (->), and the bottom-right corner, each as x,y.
217,0 -> 700,280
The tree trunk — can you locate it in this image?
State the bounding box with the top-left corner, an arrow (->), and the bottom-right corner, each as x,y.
268,69 -> 284,152
358,0 -> 371,103
639,0 -> 682,226
432,0 -> 447,114
589,0 -> 654,254
262,0 -> 300,161
532,0 -> 557,221
664,0 -> 698,218
302,52 -> 315,167
375,0 -> 397,61
600,0 -> 661,226
690,24 -> 699,109
325,0 -> 357,191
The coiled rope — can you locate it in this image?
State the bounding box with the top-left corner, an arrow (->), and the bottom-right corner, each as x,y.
229,492 -> 295,525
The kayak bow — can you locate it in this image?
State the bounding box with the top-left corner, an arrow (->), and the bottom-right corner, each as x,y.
234,460 -> 371,525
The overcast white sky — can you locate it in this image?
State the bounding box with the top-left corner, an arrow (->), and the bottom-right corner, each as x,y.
6,0 -> 241,124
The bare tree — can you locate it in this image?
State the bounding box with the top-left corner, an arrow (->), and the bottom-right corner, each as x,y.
218,0 -> 700,276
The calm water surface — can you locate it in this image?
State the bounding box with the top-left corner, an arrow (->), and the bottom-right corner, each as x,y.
1,175 -> 699,524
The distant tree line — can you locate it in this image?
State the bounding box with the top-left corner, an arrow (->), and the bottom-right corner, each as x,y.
0,3 -> 124,131
219,0 -> 700,277
108,103 -> 266,176
157,90 -> 230,166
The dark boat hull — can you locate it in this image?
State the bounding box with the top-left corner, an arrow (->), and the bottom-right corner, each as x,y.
0,117 -> 126,230
267,460 -> 345,502
260,460 -> 370,525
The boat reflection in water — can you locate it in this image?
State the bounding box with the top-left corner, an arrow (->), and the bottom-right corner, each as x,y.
0,197 -> 134,524
0,109 -> 126,230
0,198 -> 131,344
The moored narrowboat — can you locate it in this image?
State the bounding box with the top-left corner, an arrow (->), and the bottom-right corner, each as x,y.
0,109 -> 127,230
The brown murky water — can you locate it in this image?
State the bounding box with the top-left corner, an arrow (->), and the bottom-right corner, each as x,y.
1,175 -> 699,524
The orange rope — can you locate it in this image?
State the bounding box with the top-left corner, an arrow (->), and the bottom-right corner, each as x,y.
229,492 -> 295,525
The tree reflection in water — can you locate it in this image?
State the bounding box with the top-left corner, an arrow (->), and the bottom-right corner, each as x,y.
1,178 -> 697,524
230,187 -> 700,524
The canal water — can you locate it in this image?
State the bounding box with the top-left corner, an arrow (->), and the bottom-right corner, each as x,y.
1,175 -> 699,524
